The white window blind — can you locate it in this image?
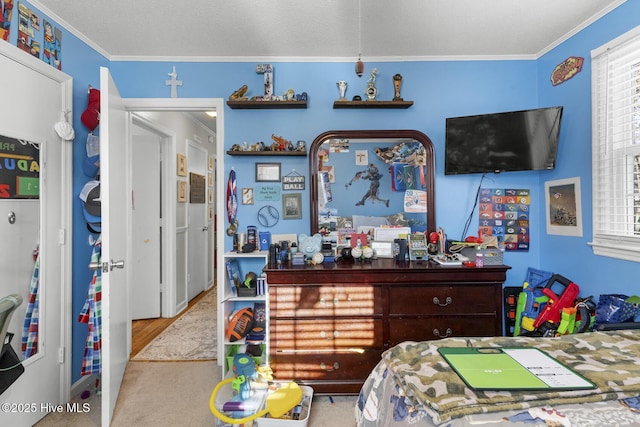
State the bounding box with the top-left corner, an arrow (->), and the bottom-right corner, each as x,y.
590,26 -> 640,262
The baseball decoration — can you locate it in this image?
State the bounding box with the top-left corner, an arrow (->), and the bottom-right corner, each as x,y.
257,205 -> 279,227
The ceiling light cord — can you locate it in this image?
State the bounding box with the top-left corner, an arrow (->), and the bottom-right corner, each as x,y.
355,0 -> 364,77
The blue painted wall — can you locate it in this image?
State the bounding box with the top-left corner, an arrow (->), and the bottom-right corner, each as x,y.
535,2 -> 640,298
8,1 -> 639,384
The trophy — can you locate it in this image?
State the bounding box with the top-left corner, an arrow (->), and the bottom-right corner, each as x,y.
365,68 -> 378,101
337,80 -> 348,100
393,74 -> 403,101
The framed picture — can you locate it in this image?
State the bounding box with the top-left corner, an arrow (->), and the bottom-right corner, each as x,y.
282,192 -> 302,219
255,162 -> 281,182
177,153 -> 187,176
177,180 -> 187,202
242,187 -> 254,205
545,177 -> 583,237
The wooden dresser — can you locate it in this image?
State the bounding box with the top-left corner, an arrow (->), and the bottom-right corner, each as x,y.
265,259 -> 510,394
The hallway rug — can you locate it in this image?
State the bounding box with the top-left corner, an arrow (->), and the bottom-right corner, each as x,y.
132,289 -> 217,361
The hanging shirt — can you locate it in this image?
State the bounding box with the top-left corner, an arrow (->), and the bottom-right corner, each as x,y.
78,238 -> 102,376
22,255 -> 40,359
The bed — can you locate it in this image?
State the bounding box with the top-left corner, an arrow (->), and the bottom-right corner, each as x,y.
355,330 -> 640,426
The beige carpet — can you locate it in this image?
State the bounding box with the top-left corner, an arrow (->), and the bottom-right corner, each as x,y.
37,287 -> 359,426
37,361 -> 358,426
133,290 -> 217,361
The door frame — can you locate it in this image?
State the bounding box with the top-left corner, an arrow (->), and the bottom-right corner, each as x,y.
123,98 -> 223,318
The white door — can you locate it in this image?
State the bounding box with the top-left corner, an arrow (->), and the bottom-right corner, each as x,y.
99,67 -> 130,427
187,142 -> 207,301
0,43 -> 71,427
131,134 -> 161,319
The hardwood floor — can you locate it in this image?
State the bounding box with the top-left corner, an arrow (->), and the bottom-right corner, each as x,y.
130,289 -> 212,358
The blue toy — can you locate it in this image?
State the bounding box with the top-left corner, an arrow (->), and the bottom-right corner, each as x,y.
232,353 -> 257,401
298,233 -> 322,259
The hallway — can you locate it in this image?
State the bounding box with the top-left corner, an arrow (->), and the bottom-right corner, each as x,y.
130,290 -> 210,358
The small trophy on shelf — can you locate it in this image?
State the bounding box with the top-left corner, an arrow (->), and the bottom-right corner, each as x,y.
393,74 -> 404,101
337,80 -> 348,100
365,68 -> 378,101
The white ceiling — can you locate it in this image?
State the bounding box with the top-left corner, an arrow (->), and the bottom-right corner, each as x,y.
33,0 -> 625,61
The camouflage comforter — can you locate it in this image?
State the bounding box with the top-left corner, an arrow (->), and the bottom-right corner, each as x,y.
378,330 -> 640,424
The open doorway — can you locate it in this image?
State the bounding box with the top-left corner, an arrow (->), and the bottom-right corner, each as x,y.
124,98 -> 223,340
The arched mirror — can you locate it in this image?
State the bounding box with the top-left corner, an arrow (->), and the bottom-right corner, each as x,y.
310,130 -> 436,239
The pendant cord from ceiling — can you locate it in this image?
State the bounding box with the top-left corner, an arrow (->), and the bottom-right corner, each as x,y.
357,0 -> 362,60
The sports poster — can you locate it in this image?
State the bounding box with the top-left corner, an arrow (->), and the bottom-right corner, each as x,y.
478,188 -> 530,252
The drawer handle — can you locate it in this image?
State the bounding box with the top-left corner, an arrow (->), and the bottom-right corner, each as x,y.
320,330 -> 339,339
320,362 -> 340,371
432,296 -> 452,307
320,297 -> 339,306
433,327 -> 452,338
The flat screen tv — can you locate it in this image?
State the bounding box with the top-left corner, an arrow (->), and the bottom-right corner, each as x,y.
444,106 -> 563,175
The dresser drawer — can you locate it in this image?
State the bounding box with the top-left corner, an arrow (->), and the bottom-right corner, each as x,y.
270,350 -> 381,382
271,318 -> 384,349
271,285 -> 383,317
389,285 -> 496,315
388,316 -> 496,345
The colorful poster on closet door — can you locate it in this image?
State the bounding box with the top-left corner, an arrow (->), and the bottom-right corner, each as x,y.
478,188 -> 530,252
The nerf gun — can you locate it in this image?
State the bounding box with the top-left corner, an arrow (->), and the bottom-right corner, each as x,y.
514,282 -> 549,336
533,274 -> 580,329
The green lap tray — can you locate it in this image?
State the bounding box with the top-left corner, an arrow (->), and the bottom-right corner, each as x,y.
438,347 -> 595,391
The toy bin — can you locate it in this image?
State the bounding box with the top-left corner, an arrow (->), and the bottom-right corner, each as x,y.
257,385 -> 313,427
214,376 -> 268,427
225,345 -> 265,372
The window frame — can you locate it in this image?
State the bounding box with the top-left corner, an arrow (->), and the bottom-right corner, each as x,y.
589,25 -> 640,262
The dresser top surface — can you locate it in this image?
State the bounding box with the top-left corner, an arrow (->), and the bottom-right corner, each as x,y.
265,258 -> 509,272
264,259 -> 511,285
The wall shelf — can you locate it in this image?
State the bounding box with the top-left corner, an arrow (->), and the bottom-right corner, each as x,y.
226,100 -> 307,109
226,150 -> 307,156
333,100 -> 413,109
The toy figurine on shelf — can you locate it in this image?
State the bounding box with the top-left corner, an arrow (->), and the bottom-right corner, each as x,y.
270,134 -> 293,151
229,85 -> 248,101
